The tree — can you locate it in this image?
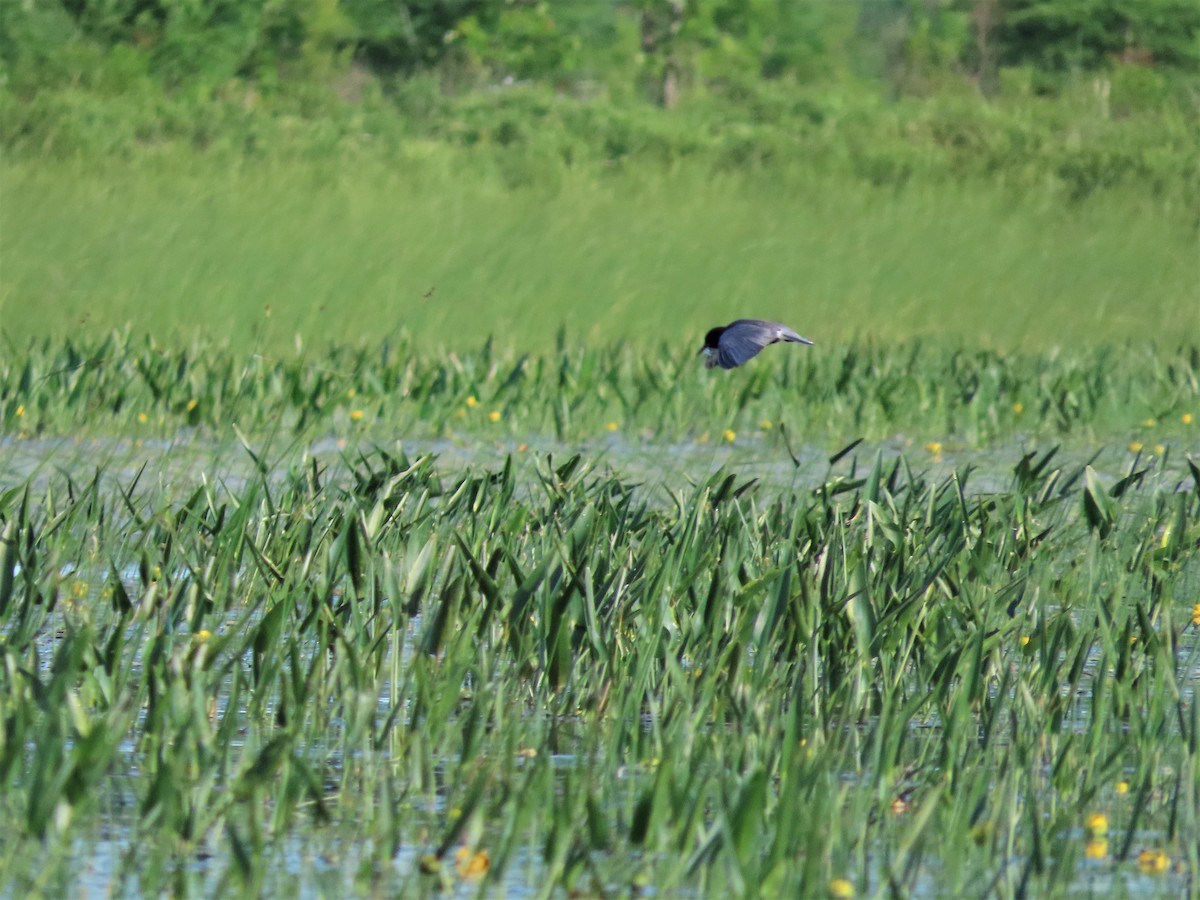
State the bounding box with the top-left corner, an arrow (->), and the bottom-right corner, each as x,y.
997,0 -> 1200,71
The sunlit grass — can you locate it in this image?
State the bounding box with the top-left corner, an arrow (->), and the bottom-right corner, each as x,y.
2,332 -> 1198,453
0,432 -> 1196,895
2,157 -> 1196,354
1,149 -> 1198,896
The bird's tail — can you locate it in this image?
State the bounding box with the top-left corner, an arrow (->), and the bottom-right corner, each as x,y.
783,330 -> 814,346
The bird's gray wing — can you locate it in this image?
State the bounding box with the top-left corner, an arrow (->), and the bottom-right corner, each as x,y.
716,322 -> 776,369
732,319 -> 814,345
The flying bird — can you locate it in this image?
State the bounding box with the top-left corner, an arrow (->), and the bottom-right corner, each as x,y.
700,319 -> 813,369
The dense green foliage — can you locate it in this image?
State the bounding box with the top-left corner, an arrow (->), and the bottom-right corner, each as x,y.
2,336 -> 1197,894
1,413 -> 1198,894
2,0 -> 1198,895
3,0 -> 1199,186
999,0 -> 1200,71
3,333 -> 1199,450
5,0 -> 1199,94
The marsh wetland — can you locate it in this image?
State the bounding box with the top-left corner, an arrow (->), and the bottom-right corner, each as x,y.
0,330 -> 1197,897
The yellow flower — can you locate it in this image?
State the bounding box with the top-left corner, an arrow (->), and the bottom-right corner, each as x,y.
71,580 -> 89,598
186,399 -> 198,411
350,409 -> 364,422
488,410 -> 501,423
15,405 -> 25,417
1154,444 -> 1165,456
1183,413 -> 1193,425
1137,849 -> 1169,874
606,422 -> 619,432
196,629 -> 212,643
925,441 -> 943,456
466,395 -> 478,408
722,429 -> 736,442
890,797 -> 910,815
1191,604 -> 1200,626
829,879 -> 855,899
137,412 -> 148,423
1012,402 -> 1023,414
1128,441 -> 1143,453
758,419 -> 773,430
1116,781 -> 1129,795
1020,635 -> 1031,646
454,847 -> 490,880
1085,813 -> 1108,836
1085,839 -> 1108,860
1142,418 -> 1156,427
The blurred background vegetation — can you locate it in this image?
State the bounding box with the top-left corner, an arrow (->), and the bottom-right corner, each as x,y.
1,1 -> 1198,351
4,0 -> 1198,172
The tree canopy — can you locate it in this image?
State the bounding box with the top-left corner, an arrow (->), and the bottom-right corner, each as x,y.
3,0 -> 1197,101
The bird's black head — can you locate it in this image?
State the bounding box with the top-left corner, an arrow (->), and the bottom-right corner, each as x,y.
701,326 -> 726,350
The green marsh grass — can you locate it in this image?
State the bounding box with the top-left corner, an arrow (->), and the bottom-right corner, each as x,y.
2,145 -> 1199,896
1,334 -> 1199,897
3,333 -> 1199,453
2,158 -> 1197,354
0,433 -> 1197,895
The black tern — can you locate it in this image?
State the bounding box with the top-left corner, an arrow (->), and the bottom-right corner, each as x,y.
700,319 -> 814,369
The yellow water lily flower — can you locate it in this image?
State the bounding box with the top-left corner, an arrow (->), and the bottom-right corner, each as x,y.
1137,849 -> 1169,874
455,847 -> 490,879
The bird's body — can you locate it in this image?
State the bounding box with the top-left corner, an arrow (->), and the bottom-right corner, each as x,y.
700,319 -> 813,369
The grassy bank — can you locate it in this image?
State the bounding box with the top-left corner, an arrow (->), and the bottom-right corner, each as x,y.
2,156 -> 1197,356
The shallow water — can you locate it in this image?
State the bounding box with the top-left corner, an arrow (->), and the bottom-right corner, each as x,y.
2,429 -> 1187,499
4,430 -> 1195,898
